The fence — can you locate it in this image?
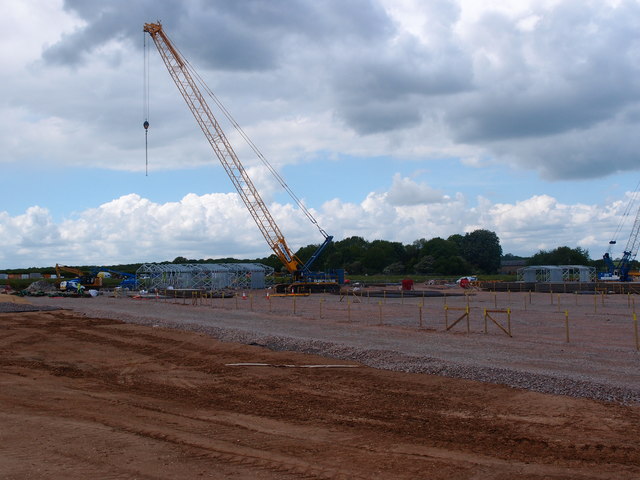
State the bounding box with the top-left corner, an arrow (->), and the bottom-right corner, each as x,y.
132,288 -> 640,351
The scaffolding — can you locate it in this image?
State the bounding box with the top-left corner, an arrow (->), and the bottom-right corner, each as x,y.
136,263 -> 275,291
517,265 -> 596,283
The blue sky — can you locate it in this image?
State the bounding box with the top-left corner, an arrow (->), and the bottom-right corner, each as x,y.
1,0 -> 640,269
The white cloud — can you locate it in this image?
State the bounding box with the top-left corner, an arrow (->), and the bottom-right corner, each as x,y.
1,185 -> 632,268
386,174 -> 448,206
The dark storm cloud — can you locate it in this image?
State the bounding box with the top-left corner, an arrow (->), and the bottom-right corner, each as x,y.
43,0 -> 186,65
43,0 -> 392,71
449,1 -> 640,143
330,0 -> 472,134
334,34 -> 472,133
38,0 -> 640,181
444,0 -> 640,179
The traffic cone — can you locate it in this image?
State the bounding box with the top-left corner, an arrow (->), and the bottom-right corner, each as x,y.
242,291 -> 247,300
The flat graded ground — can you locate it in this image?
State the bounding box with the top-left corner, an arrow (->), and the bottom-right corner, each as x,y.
1,293 -> 639,479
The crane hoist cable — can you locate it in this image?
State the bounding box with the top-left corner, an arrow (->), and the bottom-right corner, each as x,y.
609,178 -> 640,250
143,31 -> 150,176
143,22 -> 334,277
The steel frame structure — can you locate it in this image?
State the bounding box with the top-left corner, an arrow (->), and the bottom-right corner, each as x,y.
517,265 -> 596,283
136,263 -> 275,290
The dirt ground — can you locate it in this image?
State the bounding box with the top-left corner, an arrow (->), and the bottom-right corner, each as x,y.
1,294 -> 639,479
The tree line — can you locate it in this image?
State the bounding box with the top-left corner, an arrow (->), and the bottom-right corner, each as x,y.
281,229 -> 503,275
5,231 -> 629,277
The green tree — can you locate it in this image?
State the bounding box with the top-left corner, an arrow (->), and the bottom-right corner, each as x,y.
461,229 -> 502,274
422,237 -> 459,259
362,240 -> 404,274
413,255 -> 435,274
383,262 -> 405,275
527,246 -> 590,266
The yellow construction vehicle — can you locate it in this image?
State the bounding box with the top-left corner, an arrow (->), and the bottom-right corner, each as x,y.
144,22 -> 341,293
55,264 -> 103,292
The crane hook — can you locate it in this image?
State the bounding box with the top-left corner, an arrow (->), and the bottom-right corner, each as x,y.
143,120 -> 150,176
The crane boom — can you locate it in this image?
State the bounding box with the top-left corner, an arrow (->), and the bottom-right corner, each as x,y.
144,22 -> 304,274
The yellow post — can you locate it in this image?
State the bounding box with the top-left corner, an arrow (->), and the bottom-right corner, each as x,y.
347,298 -> 351,322
401,289 -> 404,305
483,308 -> 487,333
507,308 -> 511,336
601,291 -> 605,306
250,293 -> 253,311
378,301 -> 383,325
466,306 -> 470,333
634,313 -> 639,351
564,310 -> 570,343
494,293 -> 497,309
419,305 -> 423,328
550,290 -> 553,305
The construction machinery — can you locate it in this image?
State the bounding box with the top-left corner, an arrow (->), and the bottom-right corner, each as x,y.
143,22 -> 340,293
601,186 -> 640,281
55,264 -> 103,291
92,267 -> 139,290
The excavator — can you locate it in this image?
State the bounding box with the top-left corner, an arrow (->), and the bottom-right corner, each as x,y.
143,22 -> 341,293
55,264 -> 103,292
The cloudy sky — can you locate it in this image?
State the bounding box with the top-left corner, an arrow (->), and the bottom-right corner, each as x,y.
2,0 -> 640,269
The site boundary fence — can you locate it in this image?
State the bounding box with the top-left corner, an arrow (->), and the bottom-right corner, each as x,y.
129,288 -> 640,351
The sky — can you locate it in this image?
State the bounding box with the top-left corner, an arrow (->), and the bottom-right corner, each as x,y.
1,0 -> 640,269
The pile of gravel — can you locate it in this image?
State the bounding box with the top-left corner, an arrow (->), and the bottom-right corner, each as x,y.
25,280 -> 57,294
0,302 -> 61,313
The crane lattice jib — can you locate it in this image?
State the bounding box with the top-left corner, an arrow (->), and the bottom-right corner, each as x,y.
144,23 -> 302,273
623,206 -> 640,262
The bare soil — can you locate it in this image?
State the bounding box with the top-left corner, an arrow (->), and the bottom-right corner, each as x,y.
1,290 -> 639,479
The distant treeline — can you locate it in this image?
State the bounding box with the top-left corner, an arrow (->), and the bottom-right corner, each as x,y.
3,231 -> 624,276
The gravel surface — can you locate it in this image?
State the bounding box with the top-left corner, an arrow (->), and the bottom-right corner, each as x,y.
27,292 -> 640,405
0,302 -> 61,313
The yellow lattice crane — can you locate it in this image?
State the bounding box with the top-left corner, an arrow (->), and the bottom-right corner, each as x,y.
143,22 -> 338,292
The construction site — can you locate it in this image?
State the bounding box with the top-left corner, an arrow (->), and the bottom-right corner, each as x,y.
2,20 -> 640,480
1,283 -> 640,479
